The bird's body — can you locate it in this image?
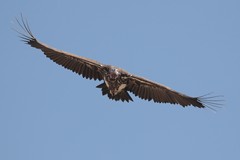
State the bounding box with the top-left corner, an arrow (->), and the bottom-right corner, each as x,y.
15,16 -> 221,109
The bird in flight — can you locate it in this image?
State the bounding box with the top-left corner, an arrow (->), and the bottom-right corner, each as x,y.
15,16 -> 221,110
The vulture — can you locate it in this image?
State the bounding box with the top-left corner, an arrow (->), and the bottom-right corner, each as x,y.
15,16 -> 222,110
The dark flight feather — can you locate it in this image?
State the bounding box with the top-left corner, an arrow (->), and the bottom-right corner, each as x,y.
15,16 -> 103,81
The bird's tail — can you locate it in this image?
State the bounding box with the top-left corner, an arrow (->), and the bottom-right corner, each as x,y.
96,83 -> 133,102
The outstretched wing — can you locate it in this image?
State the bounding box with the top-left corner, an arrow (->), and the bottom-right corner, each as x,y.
126,74 -> 221,109
15,16 -> 104,81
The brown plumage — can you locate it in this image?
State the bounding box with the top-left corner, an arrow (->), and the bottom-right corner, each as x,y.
15,16 -> 222,110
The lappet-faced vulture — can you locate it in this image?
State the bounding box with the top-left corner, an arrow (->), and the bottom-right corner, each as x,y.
15,16 -> 222,110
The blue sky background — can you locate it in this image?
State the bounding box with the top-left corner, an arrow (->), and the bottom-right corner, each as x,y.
1,0 -> 239,160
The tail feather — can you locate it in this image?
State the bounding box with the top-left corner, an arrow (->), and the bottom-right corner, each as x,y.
96,83 -> 133,102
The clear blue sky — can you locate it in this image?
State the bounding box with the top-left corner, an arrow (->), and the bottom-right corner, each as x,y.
1,0 -> 239,160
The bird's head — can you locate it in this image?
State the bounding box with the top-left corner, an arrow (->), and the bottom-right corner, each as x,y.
108,68 -> 120,81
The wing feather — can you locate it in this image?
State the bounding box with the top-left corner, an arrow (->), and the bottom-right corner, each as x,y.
15,16 -> 103,81
127,74 -> 221,109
